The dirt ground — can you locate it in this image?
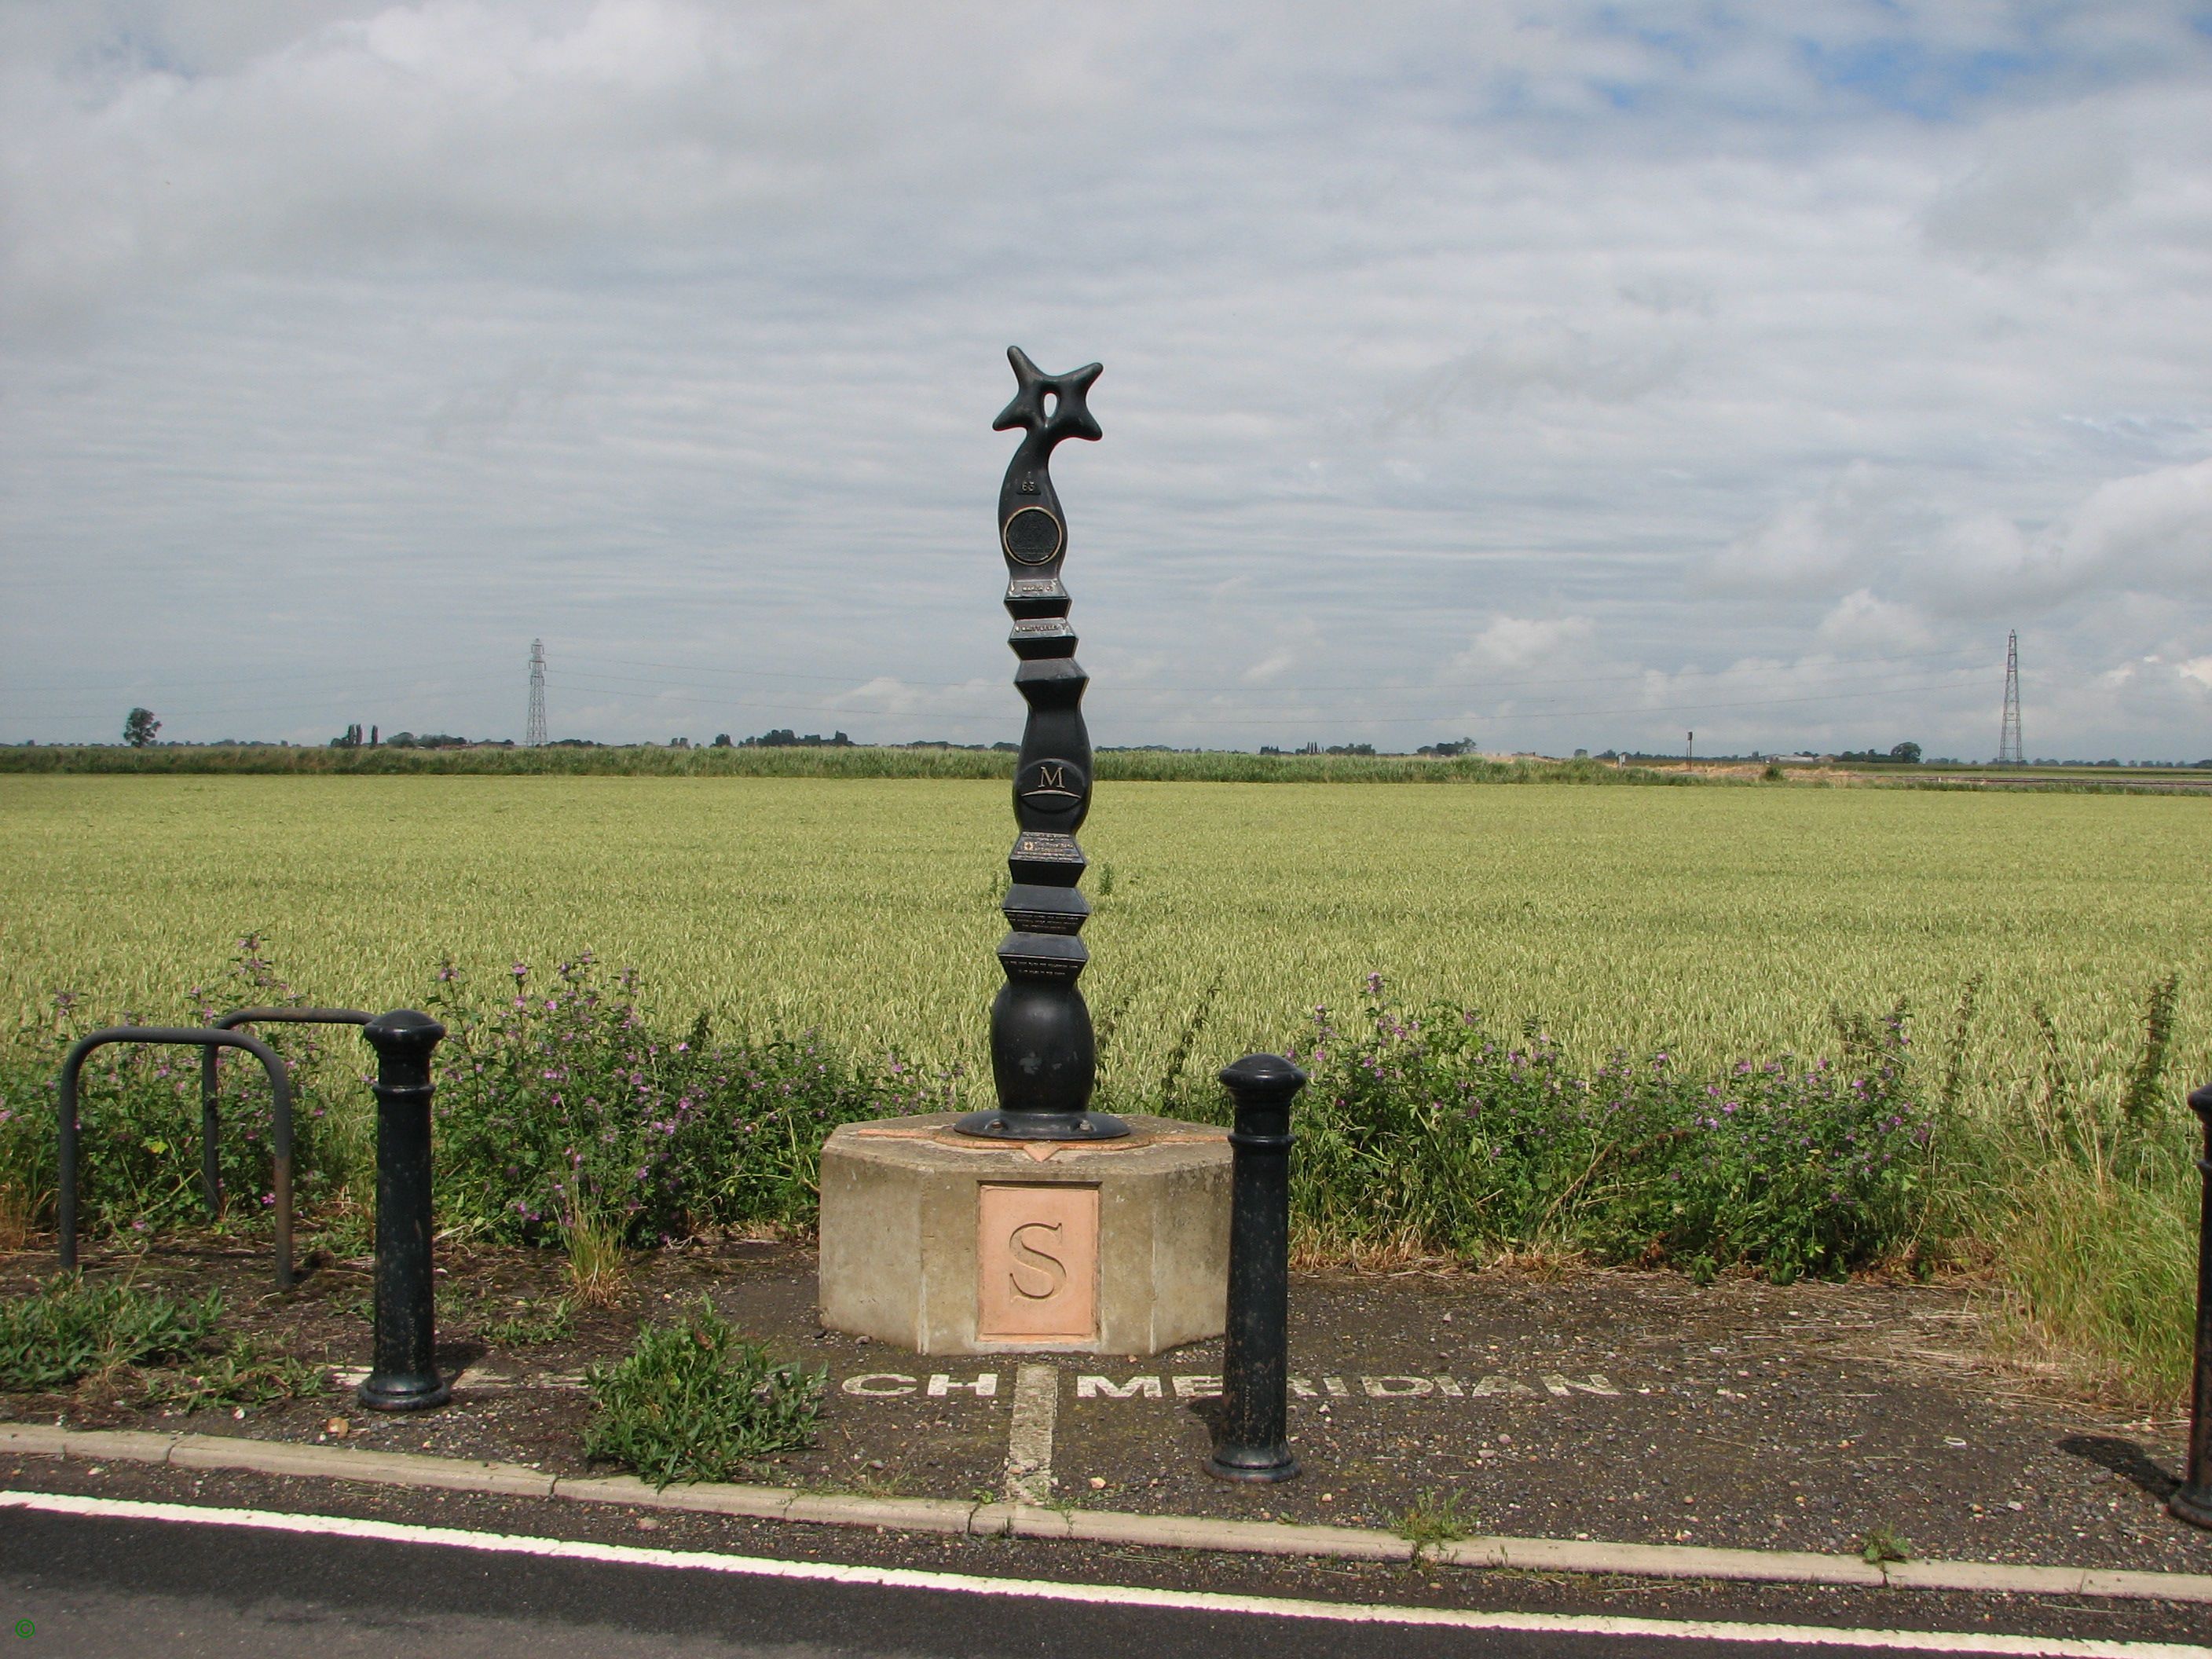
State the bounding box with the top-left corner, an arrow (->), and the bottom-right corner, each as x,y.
5,1234 -> 2207,1579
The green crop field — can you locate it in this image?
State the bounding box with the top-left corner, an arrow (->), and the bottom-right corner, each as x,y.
2,773 -> 2206,1120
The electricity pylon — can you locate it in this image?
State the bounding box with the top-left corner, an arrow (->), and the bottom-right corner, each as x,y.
1996,631 -> 2022,765
526,639 -> 548,748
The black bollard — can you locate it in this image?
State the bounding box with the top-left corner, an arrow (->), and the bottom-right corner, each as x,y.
358,1009 -> 450,1413
1208,1053 -> 1307,1482
2173,1080 -> 2212,1529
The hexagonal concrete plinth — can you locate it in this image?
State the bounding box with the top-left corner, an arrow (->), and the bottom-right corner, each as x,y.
818,1113 -> 1230,1357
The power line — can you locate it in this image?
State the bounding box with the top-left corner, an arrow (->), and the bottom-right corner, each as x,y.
562,643 -> 1997,698
542,671 -> 1983,727
2,643 -> 1999,716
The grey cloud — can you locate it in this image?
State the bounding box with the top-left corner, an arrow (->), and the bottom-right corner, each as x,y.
1911,457 -> 2212,613
426,357 -> 580,449
1815,590 -> 1933,653
1921,115 -> 2131,264
1617,275 -> 1714,318
1702,463 -> 1910,595
1379,323 -> 1688,434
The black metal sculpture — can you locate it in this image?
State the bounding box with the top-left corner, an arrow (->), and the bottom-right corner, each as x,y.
956,348 -> 1128,1141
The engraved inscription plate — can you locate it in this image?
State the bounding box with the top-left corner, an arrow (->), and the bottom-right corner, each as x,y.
995,941 -> 1087,982
977,1183 -> 1099,1342
1005,578 -> 1064,600
1010,831 -> 1084,865
1002,883 -> 1087,933
1002,507 -> 1064,565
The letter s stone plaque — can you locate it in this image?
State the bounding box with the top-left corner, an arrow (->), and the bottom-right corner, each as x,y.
977,1183 -> 1099,1342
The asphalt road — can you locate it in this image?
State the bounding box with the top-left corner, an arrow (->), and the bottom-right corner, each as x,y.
2,1497 -> 2201,1659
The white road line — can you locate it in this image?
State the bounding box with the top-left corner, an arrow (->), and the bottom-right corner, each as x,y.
2,1490 -> 2203,1658
1005,1362 -> 1059,1504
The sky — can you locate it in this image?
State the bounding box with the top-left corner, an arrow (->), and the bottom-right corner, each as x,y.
3,2 -> 2210,760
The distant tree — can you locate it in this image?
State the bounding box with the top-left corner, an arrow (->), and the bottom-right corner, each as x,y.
1889,742 -> 1922,764
712,733 -> 733,748
123,707 -> 160,747
738,727 -> 854,749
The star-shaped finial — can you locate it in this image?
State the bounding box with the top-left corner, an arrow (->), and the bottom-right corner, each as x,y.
994,346 -> 1103,447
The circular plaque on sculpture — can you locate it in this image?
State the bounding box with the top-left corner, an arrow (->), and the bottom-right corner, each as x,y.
1016,757 -> 1088,811
1002,507 -> 1064,565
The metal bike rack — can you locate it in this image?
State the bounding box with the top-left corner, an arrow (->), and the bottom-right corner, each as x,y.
58,1027 -> 298,1288
200,1009 -> 370,1221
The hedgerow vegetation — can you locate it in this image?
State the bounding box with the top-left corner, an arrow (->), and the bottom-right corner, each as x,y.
2,949 -> 2198,1402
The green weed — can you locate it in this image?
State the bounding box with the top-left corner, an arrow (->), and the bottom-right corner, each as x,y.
562,1203 -> 629,1308
144,1336 -> 325,1412
1999,1157 -> 2196,1405
0,1274 -> 222,1391
481,1296 -> 575,1346
582,1298 -> 824,1487
1397,1489 -> 1481,1549
1859,1522 -> 1912,1565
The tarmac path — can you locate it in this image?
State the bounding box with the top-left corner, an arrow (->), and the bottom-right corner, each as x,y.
3,1493 -> 2204,1659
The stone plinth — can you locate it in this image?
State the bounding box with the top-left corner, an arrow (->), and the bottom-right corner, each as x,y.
818,1113 -> 1230,1357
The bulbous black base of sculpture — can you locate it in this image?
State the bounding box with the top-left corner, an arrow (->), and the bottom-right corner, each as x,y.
1206,1444 -> 1300,1483
2173,1483 -> 2212,1529
952,1107 -> 1130,1141
357,1371 -> 451,1413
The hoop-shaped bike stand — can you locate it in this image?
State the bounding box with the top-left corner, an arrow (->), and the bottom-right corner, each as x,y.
59,1027 -> 298,1288
200,1009 -> 370,1224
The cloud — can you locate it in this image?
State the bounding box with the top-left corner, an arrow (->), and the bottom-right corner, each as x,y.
1705,463 -> 1897,595
1922,115 -> 2132,265
826,675 -> 997,721
1451,616 -> 1598,677
1241,617 -> 1323,685
1381,323 -> 1686,434
1914,456 -> 2212,611
1816,590 -> 1932,652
